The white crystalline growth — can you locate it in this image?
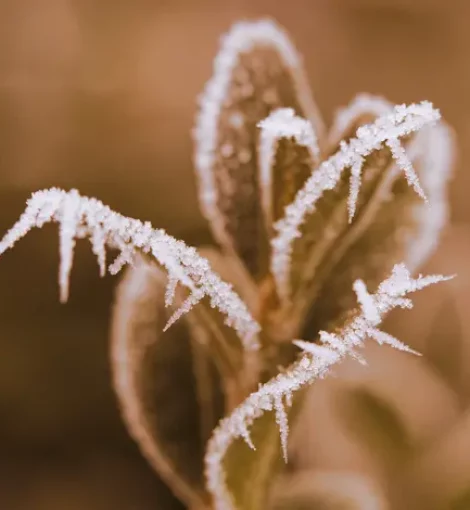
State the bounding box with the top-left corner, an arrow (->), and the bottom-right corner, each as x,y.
258,108 -> 320,228
204,263 -> 452,510
327,93 -> 394,146
270,101 -> 441,302
0,188 -> 261,351
193,19 -> 324,255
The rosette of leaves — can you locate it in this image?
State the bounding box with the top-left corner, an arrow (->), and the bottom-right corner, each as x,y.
0,18 -> 454,510
109,19 -> 453,510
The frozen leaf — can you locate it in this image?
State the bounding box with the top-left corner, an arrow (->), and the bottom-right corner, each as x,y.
301,118 -> 454,339
194,19 -> 324,279
270,100 -> 442,318
0,188 -> 261,350
205,264 -> 450,510
111,256 -> 215,508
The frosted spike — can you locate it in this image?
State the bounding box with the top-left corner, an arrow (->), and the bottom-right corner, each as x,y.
239,424 -> 255,450
369,328 -> 421,356
271,102 -> 440,300
165,274 -> 179,307
386,137 -> 427,200
0,188 -> 261,350
274,396 -> 289,462
58,189 -> 81,302
90,227 -> 106,277
108,247 -> 136,275
353,279 -> 380,324
163,291 -> 204,332
348,157 -> 364,223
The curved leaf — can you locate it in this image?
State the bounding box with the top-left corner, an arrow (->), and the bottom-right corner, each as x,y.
194,19 -> 324,279
111,256 -> 221,508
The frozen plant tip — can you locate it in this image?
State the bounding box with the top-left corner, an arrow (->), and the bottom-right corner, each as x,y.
0,188 -> 261,350
204,264 -> 453,510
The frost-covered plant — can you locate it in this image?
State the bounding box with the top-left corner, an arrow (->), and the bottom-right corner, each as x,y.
0,19 -> 455,510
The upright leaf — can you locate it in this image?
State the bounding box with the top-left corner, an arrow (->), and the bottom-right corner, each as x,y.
194,19 -> 324,279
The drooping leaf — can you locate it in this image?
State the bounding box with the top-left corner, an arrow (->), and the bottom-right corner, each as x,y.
194,19 -> 324,279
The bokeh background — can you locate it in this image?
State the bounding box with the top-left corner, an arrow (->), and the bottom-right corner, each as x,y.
0,1 -> 469,509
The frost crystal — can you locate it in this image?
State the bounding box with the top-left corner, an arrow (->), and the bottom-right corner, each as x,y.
204,263 -> 452,510
0,188 -> 261,350
258,108 -> 320,228
271,101 -> 441,301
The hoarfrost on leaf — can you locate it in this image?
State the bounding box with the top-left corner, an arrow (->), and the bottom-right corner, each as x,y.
0,188 -> 261,351
204,263 -> 452,510
270,101 -> 441,302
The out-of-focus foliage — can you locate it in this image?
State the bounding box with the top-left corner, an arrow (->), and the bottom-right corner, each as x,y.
0,2 -> 468,510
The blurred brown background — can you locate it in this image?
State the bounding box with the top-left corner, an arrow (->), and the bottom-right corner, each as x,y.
0,1 -> 469,509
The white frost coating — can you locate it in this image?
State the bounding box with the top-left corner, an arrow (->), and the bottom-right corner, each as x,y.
270,101 -> 440,302
0,188 -> 261,350
258,108 -> 320,229
386,137 -> 427,200
327,93 -> 394,147
90,226 -> 107,277
164,274 -> 179,308
194,19 -> 324,255
405,121 -> 455,271
348,156 -> 365,222
58,189 -> 81,302
205,263 -> 452,510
